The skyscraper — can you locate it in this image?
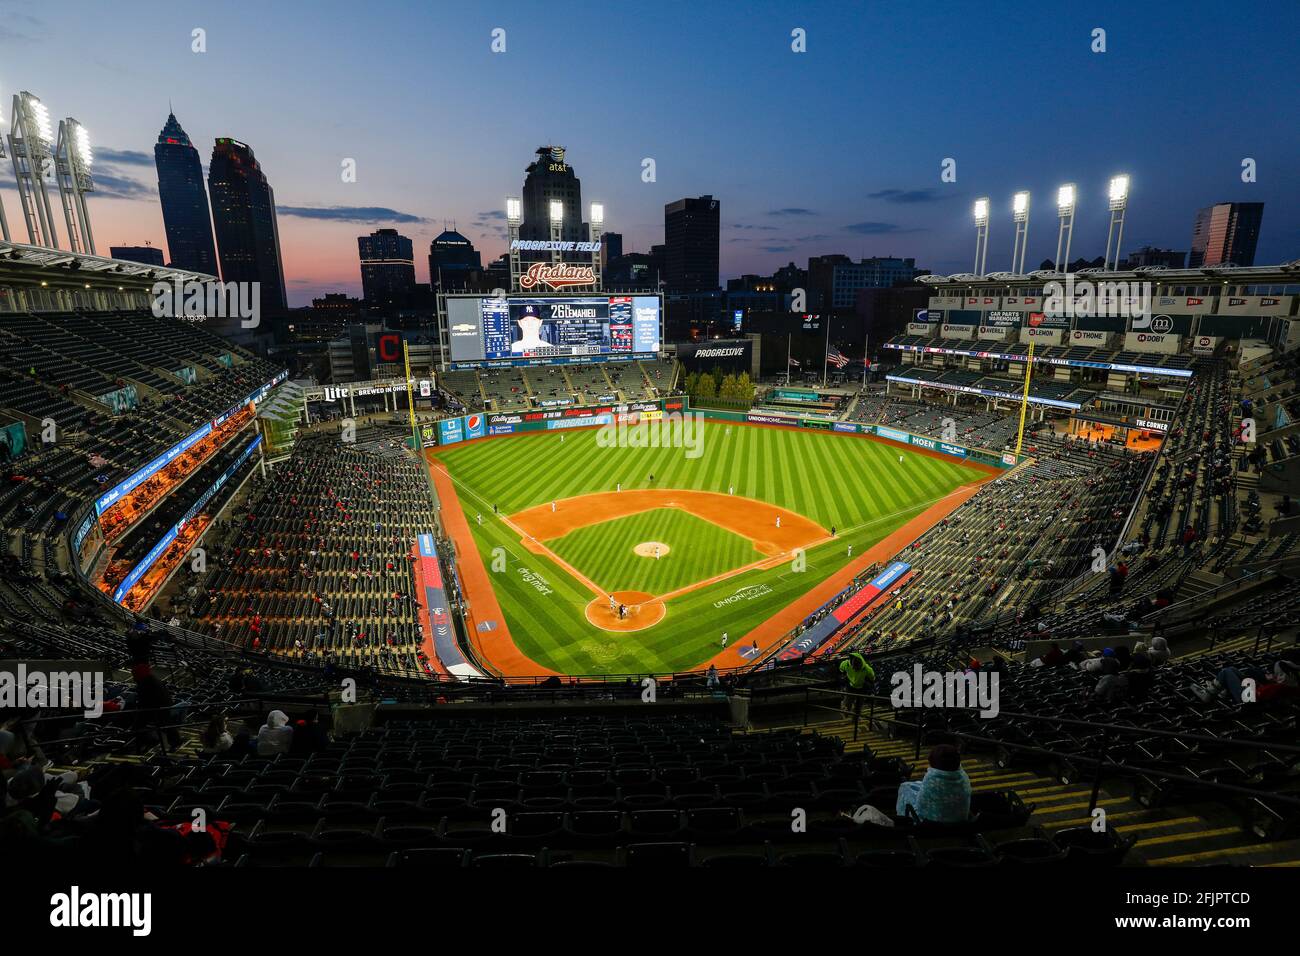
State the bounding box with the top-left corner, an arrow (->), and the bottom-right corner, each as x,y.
208,137 -> 287,313
109,245 -> 165,267
428,229 -> 482,294
1188,202 -> 1264,268
520,146 -> 585,248
153,113 -> 218,275
664,196 -> 720,292
357,228 -> 416,311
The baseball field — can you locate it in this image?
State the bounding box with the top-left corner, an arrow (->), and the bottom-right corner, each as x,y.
427,419 -> 991,676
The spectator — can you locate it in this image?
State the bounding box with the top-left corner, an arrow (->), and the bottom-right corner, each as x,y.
1095,652 -> 1154,701
1147,636 -> 1171,665
896,745 -> 971,823
1192,656 -> 1300,706
199,716 -> 234,755
289,710 -> 330,754
1033,642 -> 1065,668
839,651 -> 875,717
256,710 -> 294,755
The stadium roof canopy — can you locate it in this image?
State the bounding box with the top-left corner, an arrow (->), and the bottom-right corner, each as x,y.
917,260 -> 1300,288
0,239 -> 217,290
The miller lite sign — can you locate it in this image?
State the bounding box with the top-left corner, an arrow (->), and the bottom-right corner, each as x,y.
518,261 -> 597,291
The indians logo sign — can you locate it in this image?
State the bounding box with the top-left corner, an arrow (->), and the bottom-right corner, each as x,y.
519,262 -> 596,291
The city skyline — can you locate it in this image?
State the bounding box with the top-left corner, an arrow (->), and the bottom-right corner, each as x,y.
0,0 -> 1296,305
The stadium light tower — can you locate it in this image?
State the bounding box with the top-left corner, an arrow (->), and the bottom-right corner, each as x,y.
589,201 -> 604,290
0,91 -> 9,241
6,91 -> 60,248
505,196 -> 522,292
1011,191 -> 1030,275
1104,174 -> 1129,271
972,197 -> 990,275
1055,183 -> 1076,272
548,198 -> 564,263
55,117 -> 96,255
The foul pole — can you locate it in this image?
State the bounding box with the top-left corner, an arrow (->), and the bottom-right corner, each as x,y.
1013,339 -> 1036,456
403,341 -> 420,451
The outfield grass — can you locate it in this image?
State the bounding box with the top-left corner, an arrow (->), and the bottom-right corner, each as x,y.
547,508 -> 764,596
436,421 -> 986,674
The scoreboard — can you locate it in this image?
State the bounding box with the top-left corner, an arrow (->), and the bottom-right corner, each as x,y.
445,294 -> 661,369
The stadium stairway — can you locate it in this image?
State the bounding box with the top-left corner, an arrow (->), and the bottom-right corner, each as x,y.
603,365 -> 622,402
787,714 -> 1300,866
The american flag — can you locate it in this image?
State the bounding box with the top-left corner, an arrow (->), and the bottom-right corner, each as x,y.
826,346 -> 849,369
788,355 -> 801,367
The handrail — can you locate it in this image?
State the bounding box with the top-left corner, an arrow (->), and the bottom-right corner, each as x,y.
1138,568 -> 1271,624
783,677 -> 1300,758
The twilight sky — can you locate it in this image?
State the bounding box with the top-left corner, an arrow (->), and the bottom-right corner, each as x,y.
2,0 -> 1296,306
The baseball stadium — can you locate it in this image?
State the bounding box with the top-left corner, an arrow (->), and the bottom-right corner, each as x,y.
3,7 -> 1300,912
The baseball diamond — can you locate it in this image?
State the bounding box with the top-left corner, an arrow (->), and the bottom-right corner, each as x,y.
429,420 -> 990,675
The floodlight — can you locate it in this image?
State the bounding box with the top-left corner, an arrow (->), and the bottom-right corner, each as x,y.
26,94 -> 52,144
549,199 -> 564,224
590,202 -> 604,225
1108,174 -> 1129,207
505,197 -> 521,223
74,123 -> 92,168
1013,191 -> 1030,220
973,198 -> 989,225
1057,183 -> 1076,211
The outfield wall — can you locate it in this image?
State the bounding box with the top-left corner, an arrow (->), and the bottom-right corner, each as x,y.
690,400 -> 1018,470
426,395 -> 1017,469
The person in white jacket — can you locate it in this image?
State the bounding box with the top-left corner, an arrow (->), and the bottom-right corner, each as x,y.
256,710 -> 294,755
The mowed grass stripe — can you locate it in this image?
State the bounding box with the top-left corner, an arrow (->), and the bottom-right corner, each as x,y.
436,422 -> 988,673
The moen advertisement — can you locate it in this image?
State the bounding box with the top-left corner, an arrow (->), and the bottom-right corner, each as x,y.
445,294 -> 661,367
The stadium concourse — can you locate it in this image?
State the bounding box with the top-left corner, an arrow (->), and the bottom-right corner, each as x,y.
1,254 -> 1298,869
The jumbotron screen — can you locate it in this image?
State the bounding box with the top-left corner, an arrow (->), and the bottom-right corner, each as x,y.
445,294 -> 661,369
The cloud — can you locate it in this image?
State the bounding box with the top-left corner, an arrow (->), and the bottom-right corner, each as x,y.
730,223 -> 779,231
0,11 -> 48,42
474,209 -> 506,221
767,207 -> 816,216
761,244 -> 795,252
95,148 -> 153,167
844,221 -> 904,235
93,173 -> 155,200
794,234 -> 831,242
867,188 -> 946,204
276,205 -> 428,224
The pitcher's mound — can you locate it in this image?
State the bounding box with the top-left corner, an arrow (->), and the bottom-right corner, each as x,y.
633,541 -> 670,558
585,590 -> 666,632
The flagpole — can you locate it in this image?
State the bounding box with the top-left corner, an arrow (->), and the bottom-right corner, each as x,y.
786,332 -> 791,385
862,331 -> 868,389
822,317 -> 830,387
